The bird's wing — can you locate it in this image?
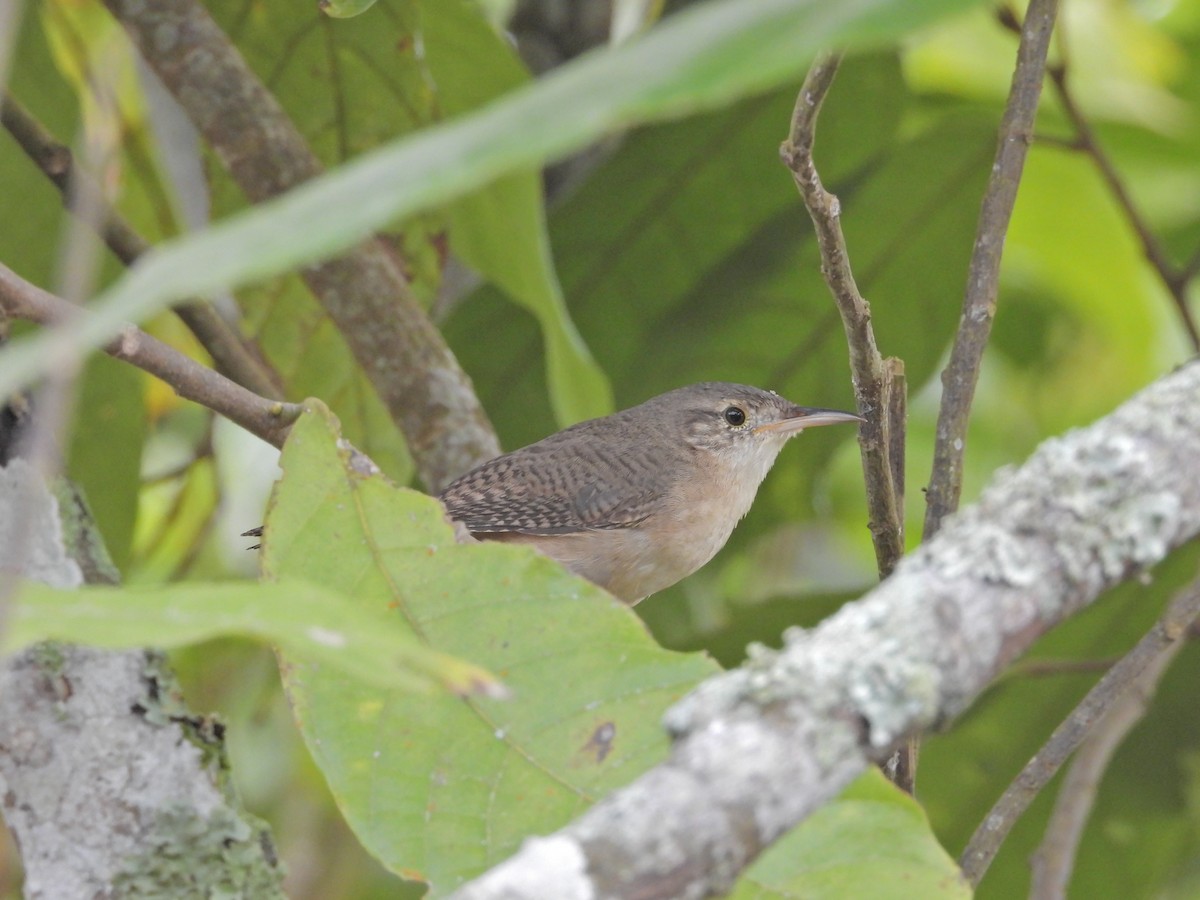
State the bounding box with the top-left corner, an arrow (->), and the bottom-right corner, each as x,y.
439,443 -> 665,536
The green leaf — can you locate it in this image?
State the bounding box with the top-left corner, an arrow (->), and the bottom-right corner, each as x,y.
263,400 -> 720,893
0,0 -> 983,398
241,275 -> 415,482
206,0 -> 436,481
731,769 -> 971,899
0,13 -> 83,287
320,0 -> 380,19
66,355 -> 146,573
421,0 -> 613,425
6,578 -> 498,696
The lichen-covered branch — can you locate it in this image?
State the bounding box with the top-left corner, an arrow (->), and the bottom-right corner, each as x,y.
0,263 -> 301,447
0,463 -> 285,898
780,51 -> 906,581
450,358 -> 1200,900
923,0 -> 1059,537
99,0 -> 500,490
961,572 -> 1200,886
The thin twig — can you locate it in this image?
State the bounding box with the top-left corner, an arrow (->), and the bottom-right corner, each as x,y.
923,0 -> 1060,538
1045,65 -> 1200,353
0,264 -> 301,447
781,51 -> 909,790
780,51 -> 906,580
1182,244 -> 1200,285
100,0 -> 501,491
1003,656 -> 1117,679
960,571 -> 1200,886
0,92 -> 284,400
1030,642 -> 1179,899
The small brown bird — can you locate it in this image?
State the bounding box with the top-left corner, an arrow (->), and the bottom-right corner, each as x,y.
439,382 -> 861,604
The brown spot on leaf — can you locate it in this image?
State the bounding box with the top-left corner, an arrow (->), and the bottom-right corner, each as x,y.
580,721 -> 616,763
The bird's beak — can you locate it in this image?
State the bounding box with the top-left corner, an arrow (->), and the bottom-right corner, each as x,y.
754,406 -> 863,436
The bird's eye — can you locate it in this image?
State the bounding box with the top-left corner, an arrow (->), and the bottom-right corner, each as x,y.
723,406 -> 747,427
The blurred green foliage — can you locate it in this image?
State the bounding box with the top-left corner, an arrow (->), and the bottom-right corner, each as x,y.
2,0 -> 1199,897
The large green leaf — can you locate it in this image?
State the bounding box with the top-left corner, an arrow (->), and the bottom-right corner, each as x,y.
262,400 -> 721,893
6,577 -> 497,696
66,356 -> 146,573
211,0 -> 607,459
239,275 -> 415,481
731,769 -> 971,899
205,0 -> 437,481
421,0 -> 613,425
0,0 -> 983,397
39,0 -> 180,246
1,11 -> 82,288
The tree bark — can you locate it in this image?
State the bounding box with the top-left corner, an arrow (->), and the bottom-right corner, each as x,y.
0,464 -> 284,898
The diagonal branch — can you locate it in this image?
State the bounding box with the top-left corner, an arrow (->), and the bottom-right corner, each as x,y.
0,263 -> 301,447
1029,598 -> 1192,899
961,570 -> 1200,886
923,0 -> 1060,538
1044,63 -> 1200,353
449,357 -> 1200,900
99,0 -> 500,491
0,91 -> 284,401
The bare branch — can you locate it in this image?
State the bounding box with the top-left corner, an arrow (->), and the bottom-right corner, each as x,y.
961,572 -> 1200,887
1004,656 -> 1116,679
0,264 -> 301,448
450,359 -> 1200,900
1045,65 -> 1200,353
923,0 -> 1060,537
1182,244 -> 1200,286
98,0 -> 501,491
1030,637 -> 1182,899
780,51 -> 906,582
0,92 -> 283,401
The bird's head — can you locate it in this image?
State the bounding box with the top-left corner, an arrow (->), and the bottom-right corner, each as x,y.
654,382 -> 861,475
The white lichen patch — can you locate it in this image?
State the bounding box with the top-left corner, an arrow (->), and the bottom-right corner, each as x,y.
928,519 -> 1038,587
471,835 -> 593,900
